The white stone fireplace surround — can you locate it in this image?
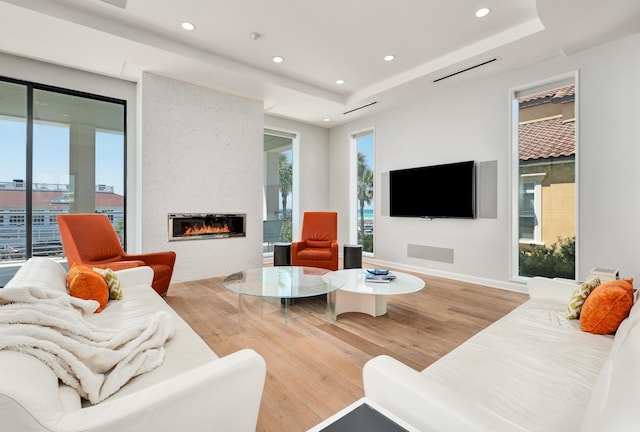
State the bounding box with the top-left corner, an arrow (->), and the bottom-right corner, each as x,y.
140,72 -> 264,283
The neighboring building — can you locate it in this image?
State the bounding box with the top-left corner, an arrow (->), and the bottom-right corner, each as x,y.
518,85 -> 575,247
0,180 -> 123,257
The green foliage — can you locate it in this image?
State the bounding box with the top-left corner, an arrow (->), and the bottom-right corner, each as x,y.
359,233 -> 373,253
357,152 -> 374,253
279,152 -> 292,213
280,218 -> 292,243
519,236 -> 575,279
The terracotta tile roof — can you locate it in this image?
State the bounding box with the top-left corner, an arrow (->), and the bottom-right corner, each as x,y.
0,190 -> 124,208
519,116 -> 575,161
519,85 -> 575,104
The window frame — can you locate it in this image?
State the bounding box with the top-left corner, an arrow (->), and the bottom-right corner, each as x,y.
510,74 -> 579,281
0,75 -> 127,258
349,128 -> 375,255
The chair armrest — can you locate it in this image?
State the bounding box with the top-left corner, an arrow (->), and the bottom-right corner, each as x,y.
93,261 -> 145,271
57,349 -> 266,432
291,240 -> 307,255
330,241 -> 338,254
123,251 -> 176,267
115,267 -> 154,288
363,355 -> 526,432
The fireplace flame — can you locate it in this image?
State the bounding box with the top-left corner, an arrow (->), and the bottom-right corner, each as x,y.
183,223 -> 231,236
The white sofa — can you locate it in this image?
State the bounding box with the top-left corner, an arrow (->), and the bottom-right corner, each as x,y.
0,258 -> 266,432
363,277 -> 639,431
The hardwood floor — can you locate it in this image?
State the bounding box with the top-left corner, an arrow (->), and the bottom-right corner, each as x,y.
165,266 -> 527,431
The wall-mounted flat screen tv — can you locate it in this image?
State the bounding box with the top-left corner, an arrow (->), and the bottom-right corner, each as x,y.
389,160 -> 476,218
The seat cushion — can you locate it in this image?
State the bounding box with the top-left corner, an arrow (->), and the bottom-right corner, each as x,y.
298,248 -> 333,260
420,300 -> 613,431
84,283 -> 217,404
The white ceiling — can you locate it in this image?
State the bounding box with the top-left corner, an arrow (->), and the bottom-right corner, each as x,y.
1,0 -> 639,127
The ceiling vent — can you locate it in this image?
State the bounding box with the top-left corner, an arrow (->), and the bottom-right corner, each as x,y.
432,58 -> 499,83
343,101 -> 378,115
99,0 -> 127,8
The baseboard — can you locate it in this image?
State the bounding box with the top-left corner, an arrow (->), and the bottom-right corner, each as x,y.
361,257 -> 528,294
262,253 -> 528,294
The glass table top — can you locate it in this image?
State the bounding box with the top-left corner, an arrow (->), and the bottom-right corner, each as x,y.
223,266 -> 345,299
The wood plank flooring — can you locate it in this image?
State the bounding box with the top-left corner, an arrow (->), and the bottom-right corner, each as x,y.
165,266 -> 527,431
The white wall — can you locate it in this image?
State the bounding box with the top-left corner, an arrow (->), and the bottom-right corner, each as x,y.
140,73 -> 264,282
329,34 -> 640,291
264,115 -> 330,240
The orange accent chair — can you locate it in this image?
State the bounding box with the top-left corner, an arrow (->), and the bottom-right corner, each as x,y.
57,214 -> 176,296
291,212 -> 338,271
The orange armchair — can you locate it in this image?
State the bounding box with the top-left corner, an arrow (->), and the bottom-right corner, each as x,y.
57,214 -> 176,297
291,212 -> 338,271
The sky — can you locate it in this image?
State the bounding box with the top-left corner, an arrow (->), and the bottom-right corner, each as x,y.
0,118 -> 124,195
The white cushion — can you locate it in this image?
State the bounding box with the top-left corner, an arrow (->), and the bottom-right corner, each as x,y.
527,276 -> 579,304
4,257 -> 67,293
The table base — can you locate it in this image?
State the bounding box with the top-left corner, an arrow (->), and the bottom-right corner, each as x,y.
334,290 -> 387,318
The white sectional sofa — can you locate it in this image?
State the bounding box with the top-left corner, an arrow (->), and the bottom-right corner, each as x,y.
363,277 -> 639,431
0,258 -> 266,432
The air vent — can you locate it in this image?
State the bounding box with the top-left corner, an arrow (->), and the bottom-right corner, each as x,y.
343,101 -> 378,115
433,58 -> 499,83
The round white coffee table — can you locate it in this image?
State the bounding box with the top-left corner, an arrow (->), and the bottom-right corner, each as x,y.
324,268 -> 425,318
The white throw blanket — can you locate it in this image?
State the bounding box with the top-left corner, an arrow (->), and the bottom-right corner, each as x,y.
0,285 -> 175,404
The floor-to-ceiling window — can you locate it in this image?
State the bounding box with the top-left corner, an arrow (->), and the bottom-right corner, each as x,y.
512,78 -> 576,279
355,131 -> 375,254
263,130 -> 294,254
0,77 -> 125,285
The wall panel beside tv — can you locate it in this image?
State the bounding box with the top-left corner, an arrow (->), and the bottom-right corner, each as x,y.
389,160 -> 476,219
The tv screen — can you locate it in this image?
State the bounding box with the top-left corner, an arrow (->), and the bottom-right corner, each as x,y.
389,160 -> 475,218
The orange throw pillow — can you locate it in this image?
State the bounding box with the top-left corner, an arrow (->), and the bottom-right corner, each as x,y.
67,264 -> 109,313
580,279 -> 634,335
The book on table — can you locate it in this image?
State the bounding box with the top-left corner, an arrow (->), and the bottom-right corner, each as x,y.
365,269 -> 397,283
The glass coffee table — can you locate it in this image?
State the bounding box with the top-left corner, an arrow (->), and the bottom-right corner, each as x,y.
223,266 -> 345,325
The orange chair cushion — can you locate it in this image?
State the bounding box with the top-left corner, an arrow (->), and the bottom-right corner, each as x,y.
580,279 -> 634,335
67,264 -> 109,313
298,248 -> 333,260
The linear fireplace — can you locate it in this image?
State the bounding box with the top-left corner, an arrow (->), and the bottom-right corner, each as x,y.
168,213 -> 246,241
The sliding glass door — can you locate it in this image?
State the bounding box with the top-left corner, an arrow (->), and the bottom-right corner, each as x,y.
0,77 -> 126,285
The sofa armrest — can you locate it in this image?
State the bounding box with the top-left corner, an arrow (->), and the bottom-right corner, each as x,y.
363,355 -> 527,432
57,349 -> 266,432
527,276 -> 579,303
114,266 -> 154,289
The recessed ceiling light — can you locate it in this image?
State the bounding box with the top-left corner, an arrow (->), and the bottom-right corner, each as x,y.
181,21 -> 196,31
336,79 -> 345,85
475,7 -> 491,18
272,56 -> 285,63
323,118 -> 331,122
383,54 -> 395,62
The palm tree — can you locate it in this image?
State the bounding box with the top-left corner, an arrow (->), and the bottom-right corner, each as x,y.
278,152 -> 292,219
357,152 -> 374,239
